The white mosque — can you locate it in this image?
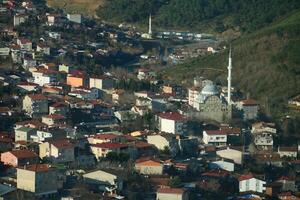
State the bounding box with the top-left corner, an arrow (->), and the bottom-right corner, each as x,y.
188,47 -> 233,123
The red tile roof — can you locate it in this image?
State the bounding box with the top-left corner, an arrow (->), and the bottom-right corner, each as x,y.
204,130 -> 227,135
242,99 -> 258,106
238,173 -> 255,181
93,133 -> 120,140
43,114 -> 65,120
17,82 -> 39,86
28,94 -> 47,101
9,149 -> 38,159
24,164 -> 52,172
202,169 -> 229,178
50,139 -> 73,149
157,188 -> 185,194
91,142 -> 128,149
157,112 -> 185,121
50,102 -> 67,108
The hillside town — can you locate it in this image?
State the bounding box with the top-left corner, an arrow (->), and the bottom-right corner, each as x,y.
0,1 -> 299,200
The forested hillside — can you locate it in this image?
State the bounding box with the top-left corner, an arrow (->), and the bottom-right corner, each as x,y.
97,0 -> 300,32
163,10 -> 300,118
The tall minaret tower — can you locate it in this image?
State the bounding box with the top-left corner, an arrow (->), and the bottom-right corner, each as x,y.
148,13 -> 152,36
227,45 -> 232,104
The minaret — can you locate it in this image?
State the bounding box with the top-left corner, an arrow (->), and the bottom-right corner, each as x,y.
148,13 -> 152,35
227,45 -> 232,104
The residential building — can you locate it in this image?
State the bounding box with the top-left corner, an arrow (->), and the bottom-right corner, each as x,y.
239,173 -> 266,193
49,102 -> 69,115
157,112 -> 186,135
13,14 -> 28,26
17,82 -> 39,92
216,147 -> 243,165
135,157 -> 163,175
31,68 -> 57,86
277,146 -> 298,158
14,127 -> 36,142
67,74 -> 86,88
30,130 -> 52,143
1,149 -> 38,167
147,134 -> 179,157
23,94 -> 48,117
209,160 -> 235,172
17,164 -> 59,197
39,139 -> 75,163
36,43 -> 50,55
276,176 -> 297,192
67,13 -> 82,23
238,99 -> 259,120
88,133 -> 125,145
90,142 -> 129,160
156,188 -> 189,200
203,130 -> 227,146
42,114 -> 66,126
83,169 -> 123,192
17,38 -> 32,51
89,75 -> 114,90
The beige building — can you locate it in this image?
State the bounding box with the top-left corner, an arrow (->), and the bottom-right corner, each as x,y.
216,147 -> 243,165
17,164 -> 58,197
23,94 -> 48,117
39,139 -> 74,163
157,188 -> 189,200
89,75 -> 114,90
135,158 -> 163,175
90,142 -> 129,160
147,134 -> 179,157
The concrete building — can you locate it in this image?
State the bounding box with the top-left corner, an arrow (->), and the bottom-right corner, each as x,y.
17,164 -> 59,197
42,114 -> 66,126
147,134 -> 179,157
67,74 -> 86,88
135,157 -> 163,175
83,169 -> 123,192
36,43 -> 50,55
216,147 -> 243,165
203,130 -> 227,146
13,14 -> 28,26
90,142 -> 129,160
17,38 -> 32,51
67,13 -> 82,23
1,149 -> 38,167
239,173 -> 266,193
157,112 -> 186,135
32,69 -> 57,86
39,139 -> 74,163
238,99 -> 259,120
15,127 -> 37,142
23,94 -> 48,117
209,160 -> 235,172
89,75 -> 114,90
156,188 -> 189,200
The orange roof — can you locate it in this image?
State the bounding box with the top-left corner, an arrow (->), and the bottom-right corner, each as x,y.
135,157 -> 162,166
238,173 -> 255,181
157,188 -> 185,194
157,112 -> 185,121
9,149 -> 38,159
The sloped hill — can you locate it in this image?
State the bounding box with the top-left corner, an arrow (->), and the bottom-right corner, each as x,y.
47,0 -> 105,16
163,11 -> 300,117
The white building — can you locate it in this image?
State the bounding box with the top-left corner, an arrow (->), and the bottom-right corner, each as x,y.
254,132 -> 273,150
210,160 -> 235,172
188,87 -> 200,107
239,173 -> 266,193
157,112 -> 186,135
67,14 -> 82,24
32,70 -> 57,86
203,130 -> 227,146
0,47 -> 10,57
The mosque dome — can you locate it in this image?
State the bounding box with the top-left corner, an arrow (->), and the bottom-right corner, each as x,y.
201,84 -> 219,96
